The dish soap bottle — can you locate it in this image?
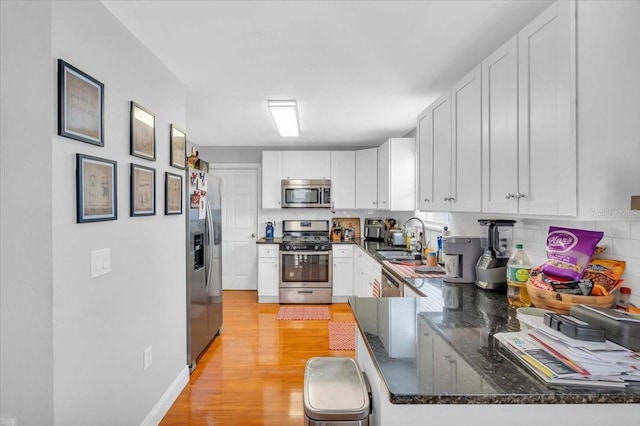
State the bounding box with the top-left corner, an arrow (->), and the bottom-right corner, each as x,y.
506,244 -> 532,307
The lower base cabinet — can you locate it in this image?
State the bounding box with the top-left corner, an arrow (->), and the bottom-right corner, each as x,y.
257,244 -> 279,303
332,244 -> 354,301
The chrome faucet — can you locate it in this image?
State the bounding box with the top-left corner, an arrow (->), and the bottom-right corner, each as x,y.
403,217 -> 426,253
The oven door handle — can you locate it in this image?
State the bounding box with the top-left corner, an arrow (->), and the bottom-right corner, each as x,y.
281,251 -> 331,256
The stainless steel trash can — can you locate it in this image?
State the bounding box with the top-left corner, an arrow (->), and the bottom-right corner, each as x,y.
303,357 -> 370,426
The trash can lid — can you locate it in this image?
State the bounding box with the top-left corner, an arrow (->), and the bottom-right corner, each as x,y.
303,357 -> 370,421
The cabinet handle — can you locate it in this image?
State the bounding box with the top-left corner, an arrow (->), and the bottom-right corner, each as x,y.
505,193 -> 515,199
516,192 -> 526,199
382,201 -> 387,204
423,198 -> 430,203
444,197 -> 455,202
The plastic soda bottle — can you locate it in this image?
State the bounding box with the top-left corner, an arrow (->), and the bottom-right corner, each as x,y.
506,244 -> 532,307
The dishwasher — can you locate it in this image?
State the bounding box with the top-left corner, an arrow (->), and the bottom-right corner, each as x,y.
381,268 -> 403,297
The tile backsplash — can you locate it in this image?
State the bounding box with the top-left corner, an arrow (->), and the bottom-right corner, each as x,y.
421,213 -> 640,306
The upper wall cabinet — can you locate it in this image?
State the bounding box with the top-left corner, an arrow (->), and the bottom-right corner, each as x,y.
483,1 -> 576,216
330,151 -> 356,209
377,138 -> 416,211
418,66 -> 481,213
262,151 -> 283,209
355,147 -> 378,209
281,151 -> 331,180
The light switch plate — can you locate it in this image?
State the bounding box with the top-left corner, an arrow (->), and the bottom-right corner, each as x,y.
91,248 -> 111,278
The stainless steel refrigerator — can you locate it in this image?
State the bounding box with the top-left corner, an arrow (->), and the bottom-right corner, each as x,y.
186,168 -> 222,371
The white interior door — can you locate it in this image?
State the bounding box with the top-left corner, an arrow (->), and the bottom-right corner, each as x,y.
211,168 -> 258,290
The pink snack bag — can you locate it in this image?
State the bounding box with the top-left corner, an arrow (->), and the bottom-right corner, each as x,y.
540,226 -> 604,281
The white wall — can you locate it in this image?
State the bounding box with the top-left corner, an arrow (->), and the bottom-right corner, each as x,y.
50,1 -> 188,424
2,1 -> 188,425
1,1 -> 54,425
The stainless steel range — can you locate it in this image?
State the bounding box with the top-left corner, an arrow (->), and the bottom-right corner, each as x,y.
279,220 -> 332,304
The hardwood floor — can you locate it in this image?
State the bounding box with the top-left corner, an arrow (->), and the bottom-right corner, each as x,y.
161,291 -> 355,425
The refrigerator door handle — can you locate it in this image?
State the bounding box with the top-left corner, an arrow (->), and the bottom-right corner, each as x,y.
205,200 -> 215,292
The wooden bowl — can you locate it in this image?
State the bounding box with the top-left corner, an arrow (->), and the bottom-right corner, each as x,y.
525,280 -> 615,314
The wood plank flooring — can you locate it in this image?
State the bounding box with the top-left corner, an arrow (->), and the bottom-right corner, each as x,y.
161,291 -> 355,425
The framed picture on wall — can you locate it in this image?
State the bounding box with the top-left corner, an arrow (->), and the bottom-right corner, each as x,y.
130,101 -> 156,161
76,154 -> 117,223
165,172 -> 183,215
58,59 -> 104,146
170,124 -> 186,169
130,163 -> 156,217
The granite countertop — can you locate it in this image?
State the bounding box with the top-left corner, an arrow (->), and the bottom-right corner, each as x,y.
256,237 -> 282,244
348,245 -> 640,405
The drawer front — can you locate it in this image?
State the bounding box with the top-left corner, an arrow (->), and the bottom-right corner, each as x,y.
258,245 -> 279,258
332,244 -> 354,258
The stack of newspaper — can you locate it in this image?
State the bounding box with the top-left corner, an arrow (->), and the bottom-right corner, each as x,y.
495,315 -> 640,388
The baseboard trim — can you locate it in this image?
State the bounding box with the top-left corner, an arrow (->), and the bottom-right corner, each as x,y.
141,365 -> 189,426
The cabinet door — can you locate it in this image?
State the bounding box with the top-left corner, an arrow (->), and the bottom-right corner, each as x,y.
482,35 -> 519,214
257,257 -> 279,297
518,0 -> 576,216
377,143 -> 390,209
388,138 -> 416,211
417,108 -> 433,211
451,65 -> 482,212
330,151 -> 356,209
262,151 -> 282,209
430,93 -> 452,211
281,151 -> 331,179
355,148 -> 378,209
332,257 -> 354,297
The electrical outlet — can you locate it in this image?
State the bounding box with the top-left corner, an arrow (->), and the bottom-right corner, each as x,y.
143,345 -> 153,371
0,417 -> 16,426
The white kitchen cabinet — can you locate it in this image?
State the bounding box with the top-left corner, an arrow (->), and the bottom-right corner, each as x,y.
354,246 -> 381,297
482,1 -> 576,216
481,35 -> 519,215
257,244 -> 279,303
417,108 -> 433,211
281,151 -> 331,180
355,147 -> 378,209
377,298 -> 416,358
377,138 -> 416,211
262,151 -> 282,209
450,65 -> 482,212
424,94 -> 452,212
332,244 -> 354,300
330,151 -> 356,209
517,0 -> 576,216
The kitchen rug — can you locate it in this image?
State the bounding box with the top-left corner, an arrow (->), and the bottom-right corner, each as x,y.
328,321 -> 356,351
276,305 -> 331,320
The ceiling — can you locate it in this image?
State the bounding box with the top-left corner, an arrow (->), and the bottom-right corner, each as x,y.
102,0 -> 554,148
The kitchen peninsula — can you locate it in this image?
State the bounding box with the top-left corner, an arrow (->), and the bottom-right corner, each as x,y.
350,270 -> 640,425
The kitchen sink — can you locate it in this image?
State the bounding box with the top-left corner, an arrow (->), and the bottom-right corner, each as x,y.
376,250 -> 416,260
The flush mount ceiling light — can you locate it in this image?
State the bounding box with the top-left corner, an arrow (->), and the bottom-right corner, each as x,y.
268,100 -> 299,137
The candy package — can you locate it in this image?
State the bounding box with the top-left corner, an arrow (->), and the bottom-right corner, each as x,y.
540,227 -> 603,280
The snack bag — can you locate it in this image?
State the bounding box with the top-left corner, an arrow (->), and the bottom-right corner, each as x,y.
540,227 -> 603,280
583,259 -> 625,294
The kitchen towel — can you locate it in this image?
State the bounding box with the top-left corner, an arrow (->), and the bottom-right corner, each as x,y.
276,305 -> 331,320
328,321 -> 356,350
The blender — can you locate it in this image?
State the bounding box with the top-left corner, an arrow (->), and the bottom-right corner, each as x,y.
475,219 -> 516,290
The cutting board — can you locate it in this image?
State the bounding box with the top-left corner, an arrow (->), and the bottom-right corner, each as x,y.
332,217 -> 361,240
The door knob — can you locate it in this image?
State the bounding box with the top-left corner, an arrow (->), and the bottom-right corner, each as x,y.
516,192 -> 526,199
251,233 -> 256,238
505,193 -> 515,199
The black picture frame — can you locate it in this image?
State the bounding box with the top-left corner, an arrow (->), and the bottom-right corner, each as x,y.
170,124 -> 186,169
58,59 -> 104,146
130,101 -> 156,161
165,172 -> 183,215
76,153 -> 117,223
130,163 -> 156,217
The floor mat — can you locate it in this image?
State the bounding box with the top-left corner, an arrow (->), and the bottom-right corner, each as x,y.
328,321 -> 356,350
276,305 -> 331,320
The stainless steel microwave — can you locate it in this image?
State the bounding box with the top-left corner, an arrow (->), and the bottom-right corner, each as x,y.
281,179 -> 331,208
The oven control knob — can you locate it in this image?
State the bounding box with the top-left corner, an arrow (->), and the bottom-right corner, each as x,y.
292,245 -> 297,251
285,244 -> 291,251
314,245 -> 319,251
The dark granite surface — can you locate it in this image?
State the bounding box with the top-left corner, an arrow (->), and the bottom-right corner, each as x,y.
348,240 -> 640,405
256,237 -> 282,244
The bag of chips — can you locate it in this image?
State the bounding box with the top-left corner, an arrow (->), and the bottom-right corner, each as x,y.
540,227 -> 603,280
